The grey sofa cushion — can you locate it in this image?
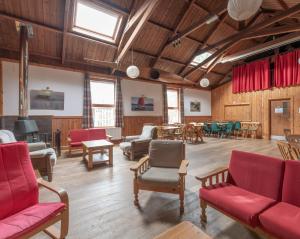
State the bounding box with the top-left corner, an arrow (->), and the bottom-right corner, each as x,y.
119,142 -> 132,152
140,126 -> 156,139
138,167 -> 179,186
149,140 -> 185,168
0,130 -> 17,143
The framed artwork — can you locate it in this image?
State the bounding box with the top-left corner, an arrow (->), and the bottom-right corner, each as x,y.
30,89 -> 64,110
131,96 -> 154,111
190,101 -> 201,112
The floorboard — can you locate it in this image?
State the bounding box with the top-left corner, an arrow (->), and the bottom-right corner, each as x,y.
34,137 -> 281,239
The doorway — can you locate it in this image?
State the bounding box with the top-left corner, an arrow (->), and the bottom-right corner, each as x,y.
270,99 -> 291,140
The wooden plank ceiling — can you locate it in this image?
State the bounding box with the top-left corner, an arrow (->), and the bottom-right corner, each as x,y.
0,0 -> 300,89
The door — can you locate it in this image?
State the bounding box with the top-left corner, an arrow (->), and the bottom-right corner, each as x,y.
270,99 -> 291,140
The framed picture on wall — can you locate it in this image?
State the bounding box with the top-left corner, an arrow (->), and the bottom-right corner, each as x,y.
190,101 -> 201,112
131,96 -> 154,111
30,89 -> 64,110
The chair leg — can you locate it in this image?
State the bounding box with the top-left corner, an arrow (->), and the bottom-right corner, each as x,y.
133,178 -> 139,206
60,209 -> 69,239
179,189 -> 184,215
200,199 -> 207,224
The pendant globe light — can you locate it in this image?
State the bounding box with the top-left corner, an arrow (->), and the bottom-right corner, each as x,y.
200,78 -> 210,88
126,48 -> 140,79
227,0 -> 262,21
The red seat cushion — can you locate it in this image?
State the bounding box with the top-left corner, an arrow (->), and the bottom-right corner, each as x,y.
88,128 -> 107,141
282,160 -> 300,207
259,202 -> 300,239
0,202 -> 65,239
200,183 -> 276,227
70,142 -> 82,147
69,129 -> 89,143
227,150 -> 284,201
0,142 -> 38,220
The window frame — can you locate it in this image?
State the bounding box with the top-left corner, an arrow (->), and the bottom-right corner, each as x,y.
190,51 -> 213,68
90,79 -> 116,127
72,0 -> 123,43
167,88 -> 180,124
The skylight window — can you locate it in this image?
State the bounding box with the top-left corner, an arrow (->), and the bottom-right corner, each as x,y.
73,0 -> 122,42
191,52 -> 213,68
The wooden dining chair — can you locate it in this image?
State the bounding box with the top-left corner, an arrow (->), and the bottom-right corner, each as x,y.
289,142 -> 300,160
277,141 -> 292,160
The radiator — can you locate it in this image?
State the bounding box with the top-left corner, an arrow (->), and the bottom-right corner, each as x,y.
106,127 -> 122,140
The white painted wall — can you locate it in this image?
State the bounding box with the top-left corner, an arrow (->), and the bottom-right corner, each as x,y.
3,61 -> 84,116
121,79 -> 163,116
184,88 -> 211,116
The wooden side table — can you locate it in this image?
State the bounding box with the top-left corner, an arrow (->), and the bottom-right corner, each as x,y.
153,221 -> 212,239
82,140 -> 114,170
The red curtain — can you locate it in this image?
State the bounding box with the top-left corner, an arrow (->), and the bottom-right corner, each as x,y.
232,59 -> 270,93
274,49 -> 300,88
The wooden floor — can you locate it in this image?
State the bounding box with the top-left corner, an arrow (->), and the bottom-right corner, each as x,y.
35,137 -> 281,239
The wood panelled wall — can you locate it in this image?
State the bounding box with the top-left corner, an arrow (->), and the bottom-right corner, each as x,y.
123,116 -> 163,136
184,116 -> 212,123
212,81 -> 300,138
52,116 -> 82,147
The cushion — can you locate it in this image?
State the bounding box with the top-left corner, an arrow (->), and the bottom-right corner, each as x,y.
282,160 -> 300,207
140,126 -> 155,139
0,202 -> 65,239
200,183 -> 276,227
139,167 -> 179,186
69,129 -> 89,142
88,128 -> 107,141
70,142 -> 82,147
227,150 -> 284,200
0,130 -> 17,144
0,142 -> 38,220
149,140 -> 185,168
259,202 -> 300,239
119,142 -> 131,152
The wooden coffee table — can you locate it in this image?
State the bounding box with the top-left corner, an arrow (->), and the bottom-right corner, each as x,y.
153,221 -> 212,239
82,140 -> 114,170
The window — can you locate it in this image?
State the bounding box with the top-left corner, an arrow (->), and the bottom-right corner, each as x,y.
90,81 -> 115,127
191,52 -> 213,68
167,89 -> 180,124
73,0 -> 122,42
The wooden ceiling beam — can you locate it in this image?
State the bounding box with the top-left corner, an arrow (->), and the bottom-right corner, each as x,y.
61,0 -> 71,64
179,12 -> 227,75
191,3 -> 300,62
150,0 -> 195,68
115,0 -> 160,63
166,2 -> 228,46
184,3 -> 300,78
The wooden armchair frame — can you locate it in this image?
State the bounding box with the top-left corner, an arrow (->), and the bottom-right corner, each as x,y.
130,156 -> 189,214
20,178 -> 69,239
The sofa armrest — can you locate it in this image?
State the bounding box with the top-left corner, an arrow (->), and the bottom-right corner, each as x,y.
178,160 -> 189,176
106,134 -> 113,141
130,155 -> 149,175
28,142 -> 47,152
30,149 -> 52,158
124,135 -> 141,142
195,166 -> 228,187
67,137 -> 72,143
37,178 -> 69,206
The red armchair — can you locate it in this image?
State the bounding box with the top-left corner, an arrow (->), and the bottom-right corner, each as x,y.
0,142 -> 68,239
68,128 -> 112,155
197,150 -> 300,239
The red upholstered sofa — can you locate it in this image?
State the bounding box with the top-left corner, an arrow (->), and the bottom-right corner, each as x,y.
0,142 -> 69,239
67,128 -> 112,155
197,150 -> 300,239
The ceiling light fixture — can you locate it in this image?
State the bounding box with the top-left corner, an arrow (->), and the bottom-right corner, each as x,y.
227,0 -> 262,21
200,78 -> 210,88
126,48 -> 140,79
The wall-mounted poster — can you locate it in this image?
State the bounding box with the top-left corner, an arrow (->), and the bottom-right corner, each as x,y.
190,101 -> 201,112
30,89 -> 64,110
131,96 -> 154,111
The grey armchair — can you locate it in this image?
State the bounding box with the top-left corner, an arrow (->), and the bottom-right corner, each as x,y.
130,140 -> 188,214
120,125 -> 157,160
0,130 -> 57,181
